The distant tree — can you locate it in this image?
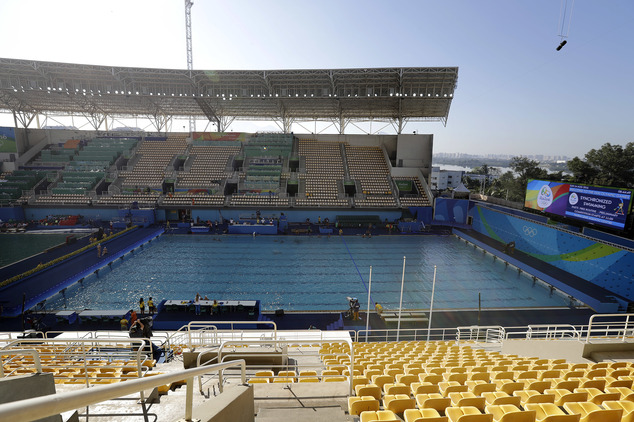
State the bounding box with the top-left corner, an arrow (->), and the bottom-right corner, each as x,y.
495,171 -> 524,202
566,156 -> 599,184
568,142 -> 634,187
462,175 -> 480,193
510,156 -> 549,191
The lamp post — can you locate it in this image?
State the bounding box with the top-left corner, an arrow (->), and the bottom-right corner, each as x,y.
365,266 -> 372,342
396,256 -> 406,341
426,265 -> 437,341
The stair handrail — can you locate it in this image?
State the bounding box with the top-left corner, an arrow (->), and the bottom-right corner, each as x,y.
0,359 -> 246,422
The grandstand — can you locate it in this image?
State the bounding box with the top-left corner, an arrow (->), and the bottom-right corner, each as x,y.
1,130 -> 435,212
3,318 -> 634,421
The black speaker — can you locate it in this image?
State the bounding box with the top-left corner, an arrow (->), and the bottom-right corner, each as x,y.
275,309 -> 284,317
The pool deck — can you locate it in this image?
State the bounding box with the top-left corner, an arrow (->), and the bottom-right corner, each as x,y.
0,224 -> 619,331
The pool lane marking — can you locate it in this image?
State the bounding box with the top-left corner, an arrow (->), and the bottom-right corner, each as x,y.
340,236 -> 375,306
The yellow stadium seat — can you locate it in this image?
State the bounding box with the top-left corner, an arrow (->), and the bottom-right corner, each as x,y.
254,370 -> 274,382
562,401 -> 622,422
482,392 -> 521,407
384,382 -> 411,395
485,404 -> 536,422
383,394 -> 416,415
603,400 -> 634,422
513,390 -> 555,406
524,380 -> 553,394
360,410 -> 401,422
449,392 -> 486,411
404,408 -> 448,422
348,396 -> 380,416
439,381 -> 469,396
524,403 -> 580,422
372,374 -> 394,390
466,380 -> 497,396
356,384 -> 381,399
605,386 -> 634,401
544,389 -> 588,406
445,406 -> 493,422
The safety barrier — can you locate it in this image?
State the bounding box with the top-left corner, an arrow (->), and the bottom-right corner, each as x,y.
195,337 -> 354,396
0,359 -> 246,422
166,320 -> 278,352
586,313 -> 634,343
1,337 -> 149,387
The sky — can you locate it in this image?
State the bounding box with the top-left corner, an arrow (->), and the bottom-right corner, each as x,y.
0,0 -> 632,158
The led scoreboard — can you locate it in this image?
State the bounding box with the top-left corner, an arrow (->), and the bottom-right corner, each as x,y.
525,179 -> 633,230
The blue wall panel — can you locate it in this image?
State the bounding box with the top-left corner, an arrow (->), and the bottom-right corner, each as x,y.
470,204 -> 634,301
434,198 -> 469,224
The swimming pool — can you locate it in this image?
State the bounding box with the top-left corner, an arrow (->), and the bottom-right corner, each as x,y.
45,234 -> 570,311
0,233 -> 73,268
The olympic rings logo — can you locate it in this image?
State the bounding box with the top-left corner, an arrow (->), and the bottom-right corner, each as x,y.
523,225 -> 537,237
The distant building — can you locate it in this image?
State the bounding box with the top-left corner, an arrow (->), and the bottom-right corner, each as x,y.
430,166 -> 464,190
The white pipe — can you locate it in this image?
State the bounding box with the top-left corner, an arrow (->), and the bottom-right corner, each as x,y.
365,266 -> 373,342
0,359 -> 246,422
427,265 -> 437,341
396,256 -> 406,341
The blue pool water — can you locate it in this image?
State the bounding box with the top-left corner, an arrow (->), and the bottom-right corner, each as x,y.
46,234 -> 570,311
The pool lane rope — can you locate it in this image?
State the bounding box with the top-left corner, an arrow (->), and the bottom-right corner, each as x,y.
340,236 -> 375,306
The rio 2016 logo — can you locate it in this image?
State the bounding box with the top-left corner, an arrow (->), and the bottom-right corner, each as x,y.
536,185 -> 553,209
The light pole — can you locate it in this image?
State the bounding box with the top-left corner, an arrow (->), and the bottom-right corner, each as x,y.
426,265 -> 437,341
365,266 -> 372,342
396,256 -> 406,341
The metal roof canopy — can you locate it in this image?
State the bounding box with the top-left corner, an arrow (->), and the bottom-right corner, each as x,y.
0,58 -> 458,132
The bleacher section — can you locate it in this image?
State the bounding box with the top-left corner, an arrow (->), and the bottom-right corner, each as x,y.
4,330 -> 633,421
296,139 -> 350,207
30,137 -> 138,205
162,194 -> 225,207
9,133 -> 433,210
118,136 -> 187,190
0,170 -> 45,205
177,144 -> 239,188
346,145 -> 398,208
395,176 -> 433,207
343,340 -> 634,422
94,193 -> 160,207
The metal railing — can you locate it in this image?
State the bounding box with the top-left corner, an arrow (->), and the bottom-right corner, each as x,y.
166,320 -> 278,352
0,359 -> 246,422
586,313 -> 634,343
196,337 -> 354,396
1,337 -> 149,387
0,349 -> 42,377
525,324 -> 580,340
456,326 -> 505,344
354,327 -> 460,343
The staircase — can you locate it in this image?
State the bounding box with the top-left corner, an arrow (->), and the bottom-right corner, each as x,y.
253,382 -> 353,422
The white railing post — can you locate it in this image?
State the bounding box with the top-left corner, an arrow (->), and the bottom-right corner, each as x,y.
365,266 -> 372,343
396,256 -> 406,341
427,265 -> 437,342
185,376 -> 195,420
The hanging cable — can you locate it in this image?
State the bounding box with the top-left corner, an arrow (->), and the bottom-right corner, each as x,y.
556,0 -> 575,51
